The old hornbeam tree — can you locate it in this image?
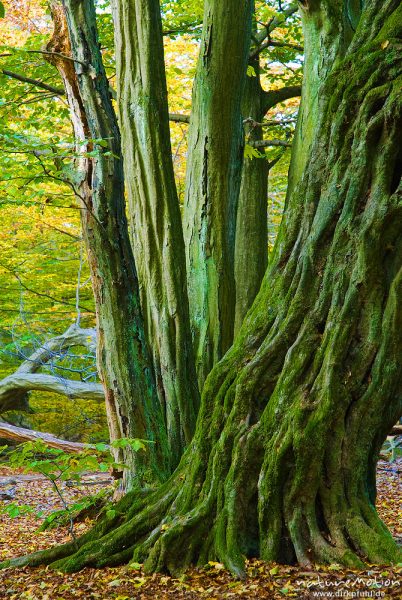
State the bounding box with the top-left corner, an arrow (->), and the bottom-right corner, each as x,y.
234,2 -> 301,336
183,0 -> 253,386
111,0 -> 199,466
2,0 -> 401,576
44,0 -> 170,484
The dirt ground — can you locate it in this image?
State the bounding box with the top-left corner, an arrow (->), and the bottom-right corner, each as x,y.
0,459 -> 400,599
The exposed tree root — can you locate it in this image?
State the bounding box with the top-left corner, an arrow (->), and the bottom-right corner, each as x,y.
1,438 -> 401,577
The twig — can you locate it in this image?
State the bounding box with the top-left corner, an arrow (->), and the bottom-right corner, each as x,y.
25,50 -> 88,68
1,69 -> 64,95
250,39 -> 304,59
250,139 -> 292,148
49,478 -> 77,545
243,117 -> 296,127
169,112 -> 190,124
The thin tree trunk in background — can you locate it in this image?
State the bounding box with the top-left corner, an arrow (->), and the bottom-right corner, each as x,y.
183,0 -> 253,388
233,3 -> 302,335
47,0 -> 169,486
234,57 -> 268,335
110,0 -> 199,468
234,81 -> 301,334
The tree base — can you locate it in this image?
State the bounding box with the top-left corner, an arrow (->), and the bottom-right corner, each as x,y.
1,452 -> 401,578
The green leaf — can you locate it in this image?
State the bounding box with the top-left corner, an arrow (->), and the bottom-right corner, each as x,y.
129,439 -> 146,452
1,503 -> 33,518
95,442 -> 109,451
0,2 -> 5,19
247,65 -> 257,77
244,144 -> 264,159
8,505 -> 21,518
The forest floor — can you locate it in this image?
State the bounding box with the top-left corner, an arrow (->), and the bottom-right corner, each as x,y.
0,460 -> 400,599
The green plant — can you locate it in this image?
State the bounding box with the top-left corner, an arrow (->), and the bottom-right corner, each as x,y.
381,437 -> 402,463
0,437 -> 149,542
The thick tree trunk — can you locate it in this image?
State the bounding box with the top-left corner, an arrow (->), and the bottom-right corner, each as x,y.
47,0 -> 169,485
110,0 -> 199,467
183,0 -> 253,387
3,0 -> 401,576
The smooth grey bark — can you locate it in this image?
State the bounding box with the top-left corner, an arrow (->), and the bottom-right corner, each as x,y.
0,422 -> 94,452
0,373 -> 103,406
110,0 -> 199,469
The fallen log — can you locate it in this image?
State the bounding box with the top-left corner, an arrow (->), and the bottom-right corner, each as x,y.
0,325 -> 102,413
0,422 -> 92,453
0,373 -> 104,407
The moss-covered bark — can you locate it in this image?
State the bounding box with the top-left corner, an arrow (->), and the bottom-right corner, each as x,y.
234,57 -> 269,336
234,68 -> 301,334
183,0 -> 253,387
46,0 -> 169,485
234,3 -> 301,335
110,0 -> 199,468
3,0 -> 401,576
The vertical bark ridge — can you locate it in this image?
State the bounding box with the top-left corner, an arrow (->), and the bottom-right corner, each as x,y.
46,0 -> 170,485
183,0 -> 254,387
111,0 -> 199,467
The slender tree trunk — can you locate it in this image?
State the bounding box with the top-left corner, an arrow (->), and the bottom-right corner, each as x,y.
234,81 -> 301,334
3,0 -> 401,576
47,0 -> 169,485
234,6 -> 302,335
183,0 -> 253,387
110,0 -> 199,468
234,58 -> 268,335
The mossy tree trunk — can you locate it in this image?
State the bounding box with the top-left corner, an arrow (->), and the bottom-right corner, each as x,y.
234,56 -> 269,336
46,0 -> 169,485
110,0 -> 199,468
234,2 -> 301,334
183,0 -> 253,387
4,0 -> 401,576
234,62 -> 301,335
